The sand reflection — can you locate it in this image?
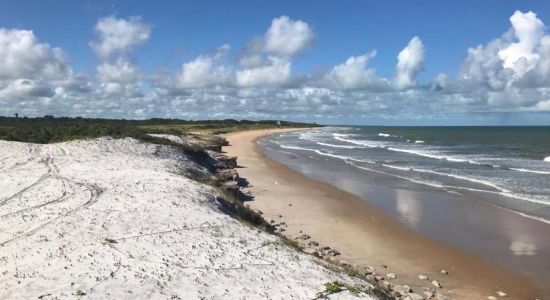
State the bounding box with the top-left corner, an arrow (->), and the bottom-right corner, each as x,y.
396,190 -> 422,228
509,240 -> 537,256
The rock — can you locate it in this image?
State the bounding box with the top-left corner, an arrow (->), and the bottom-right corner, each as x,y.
424,291 -> 435,298
364,266 -> 376,275
218,156 -> 238,169
386,273 -> 397,279
326,249 -> 340,256
295,234 -> 311,241
216,169 -> 239,181
374,274 -> 384,282
487,297 -> 497,300
288,203 -> 292,206
221,181 -> 239,194
440,269 -> 448,275
418,274 -> 429,280
366,274 -> 376,282
496,291 -> 507,297
380,280 -> 392,291
393,284 -> 412,296
308,241 -> 319,247
432,280 -> 442,288
404,293 -> 424,300
435,293 -> 451,300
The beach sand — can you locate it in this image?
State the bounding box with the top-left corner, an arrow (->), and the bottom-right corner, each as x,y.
224,128 -> 543,299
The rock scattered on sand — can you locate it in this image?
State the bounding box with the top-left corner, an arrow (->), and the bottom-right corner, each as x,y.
308,241 -> 319,247
496,291 -> 507,297
380,280 -> 392,291
364,266 -> 376,275
431,280 -> 442,288
403,293 -> 424,300
418,274 -> 429,280
440,269 -> 448,275
386,273 -> 396,279
393,284 -> 412,296
295,234 -> 311,240
423,290 -> 435,298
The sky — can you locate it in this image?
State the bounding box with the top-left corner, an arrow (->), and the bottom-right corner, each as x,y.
1,0 -> 550,125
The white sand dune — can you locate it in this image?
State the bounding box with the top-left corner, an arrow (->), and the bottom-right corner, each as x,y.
0,137 -> 375,299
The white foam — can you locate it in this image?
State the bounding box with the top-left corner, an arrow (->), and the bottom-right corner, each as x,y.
414,140 -> 424,144
334,136 -> 383,148
332,133 -> 351,138
378,133 -> 391,137
381,164 -> 504,192
544,156 -> 550,162
510,167 -> 550,175
317,142 -> 362,149
386,147 -> 482,165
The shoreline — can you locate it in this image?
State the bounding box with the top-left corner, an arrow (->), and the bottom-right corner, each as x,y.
224,128 -> 543,299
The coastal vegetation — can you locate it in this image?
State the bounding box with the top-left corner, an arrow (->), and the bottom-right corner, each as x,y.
0,115 -> 318,144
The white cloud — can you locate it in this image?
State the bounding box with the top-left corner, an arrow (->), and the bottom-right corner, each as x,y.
328,51 -> 390,90
394,36 -> 425,89
3,11 -> 550,123
236,57 -> 291,87
498,11 -> 544,75
264,16 -> 314,56
90,16 -> 151,60
175,45 -> 231,89
0,28 -> 70,80
0,79 -> 53,99
96,59 -> 142,84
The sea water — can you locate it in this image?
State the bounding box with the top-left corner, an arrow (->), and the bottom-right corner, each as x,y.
261,126 -> 550,223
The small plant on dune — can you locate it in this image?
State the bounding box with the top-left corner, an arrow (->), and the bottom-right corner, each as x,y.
103,238 -> 118,245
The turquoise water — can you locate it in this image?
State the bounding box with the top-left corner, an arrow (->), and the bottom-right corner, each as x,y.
265,126 -> 550,222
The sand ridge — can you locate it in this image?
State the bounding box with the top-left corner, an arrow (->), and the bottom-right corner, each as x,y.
0,137 -> 376,299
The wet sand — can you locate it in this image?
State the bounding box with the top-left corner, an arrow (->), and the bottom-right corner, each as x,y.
224,128 -> 544,299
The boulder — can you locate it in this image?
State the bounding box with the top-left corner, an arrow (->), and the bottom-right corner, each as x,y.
432,280 -> 442,288
379,280 -> 392,291
418,274 -> 429,280
386,273 -> 397,280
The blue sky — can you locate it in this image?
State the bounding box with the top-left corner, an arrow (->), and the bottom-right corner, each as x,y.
1,0 -> 550,124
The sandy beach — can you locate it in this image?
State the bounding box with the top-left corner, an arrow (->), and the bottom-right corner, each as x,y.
224,128 -> 543,299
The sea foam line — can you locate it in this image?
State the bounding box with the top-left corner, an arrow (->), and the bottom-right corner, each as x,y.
509,167 -> 550,175
317,142 -> 363,149
381,164 -> 504,192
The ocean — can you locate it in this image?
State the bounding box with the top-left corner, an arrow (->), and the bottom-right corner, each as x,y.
260,126 -> 550,223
